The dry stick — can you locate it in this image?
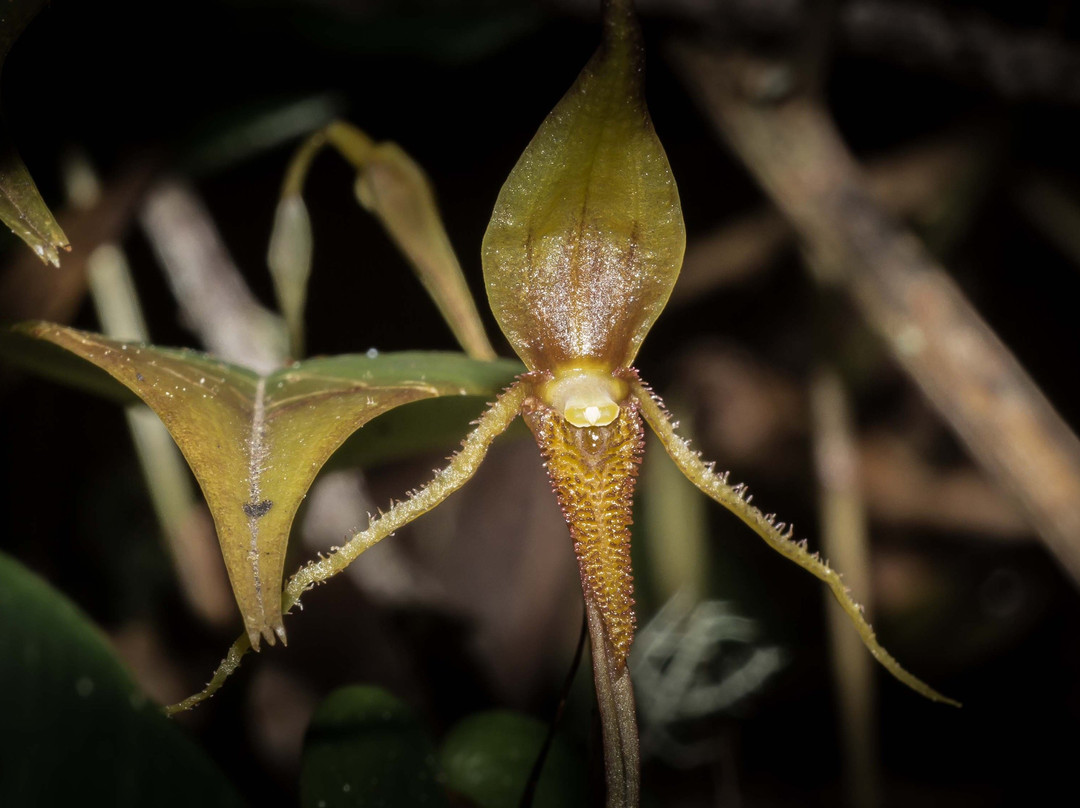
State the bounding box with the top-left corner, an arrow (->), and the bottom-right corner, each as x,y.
672,208 -> 791,304
139,179 -> 288,375
810,367 -> 879,808
166,381 -> 527,714
672,135 -> 983,305
859,434 -> 1030,541
681,346 -> 1030,539
672,44 -> 1080,590
634,381 -> 959,706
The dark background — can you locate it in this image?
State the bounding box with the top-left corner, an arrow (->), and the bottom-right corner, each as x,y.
3,0 -> 1080,805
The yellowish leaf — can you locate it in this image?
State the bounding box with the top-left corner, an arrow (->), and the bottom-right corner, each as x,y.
0,1 -> 69,266
481,5 -> 684,374
20,322 -> 519,648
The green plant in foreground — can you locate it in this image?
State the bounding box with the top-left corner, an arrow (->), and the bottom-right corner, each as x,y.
7,1 -> 958,805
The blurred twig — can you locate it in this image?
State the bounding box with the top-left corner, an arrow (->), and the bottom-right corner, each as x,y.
680,345 -> 1031,540
559,0 -> 1080,105
838,0 -> 1080,104
859,433 -> 1030,540
139,179 -> 288,372
672,134 -> 987,305
810,366 -> 879,808
674,208 -> 788,303
673,43 -> 1080,586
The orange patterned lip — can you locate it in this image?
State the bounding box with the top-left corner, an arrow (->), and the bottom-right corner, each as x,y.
524,393 -> 643,670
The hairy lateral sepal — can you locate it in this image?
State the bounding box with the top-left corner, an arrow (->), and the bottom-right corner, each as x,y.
165,382 -> 527,714
632,380 -> 960,708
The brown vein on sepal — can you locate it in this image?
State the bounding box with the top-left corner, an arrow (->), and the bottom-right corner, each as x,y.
524,394 -> 642,670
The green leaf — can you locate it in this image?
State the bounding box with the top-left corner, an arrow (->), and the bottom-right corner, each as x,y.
0,324 -> 137,404
0,135 -> 68,266
330,391 -> 527,470
0,551 -> 243,807
0,1 -> 69,266
13,321 -> 519,649
481,2 -> 685,373
300,685 -> 446,808
641,429 -> 709,604
0,323 -> 526,467
439,711 -> 587,808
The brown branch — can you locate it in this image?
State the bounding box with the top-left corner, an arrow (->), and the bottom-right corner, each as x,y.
810,366 -> 879,808
139,179 -> 288,373
556,0 -> 1080,105
859,433 -> 1031,540
672,134 -> 986,305
679,345 -> 1031,540
672,43 -> 1080,585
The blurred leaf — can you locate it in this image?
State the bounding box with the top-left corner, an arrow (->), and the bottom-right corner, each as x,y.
13,321 -> 518,649
0,136 -> 68,265
481,3 -> 684,372
439,711 -> 587,808
181,93 -> 345,177
641,428 -> 709,605
0,551 -> 243,807
223,0 -> 541,64
0,1 -> 69,266
300,685 -> 446,808
267,192 -> 312,355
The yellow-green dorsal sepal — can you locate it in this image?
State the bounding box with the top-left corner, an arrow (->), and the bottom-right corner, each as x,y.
481,1 -> 685,374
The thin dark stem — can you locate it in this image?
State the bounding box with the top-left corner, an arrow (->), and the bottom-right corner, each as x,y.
520,609 -> 589,808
